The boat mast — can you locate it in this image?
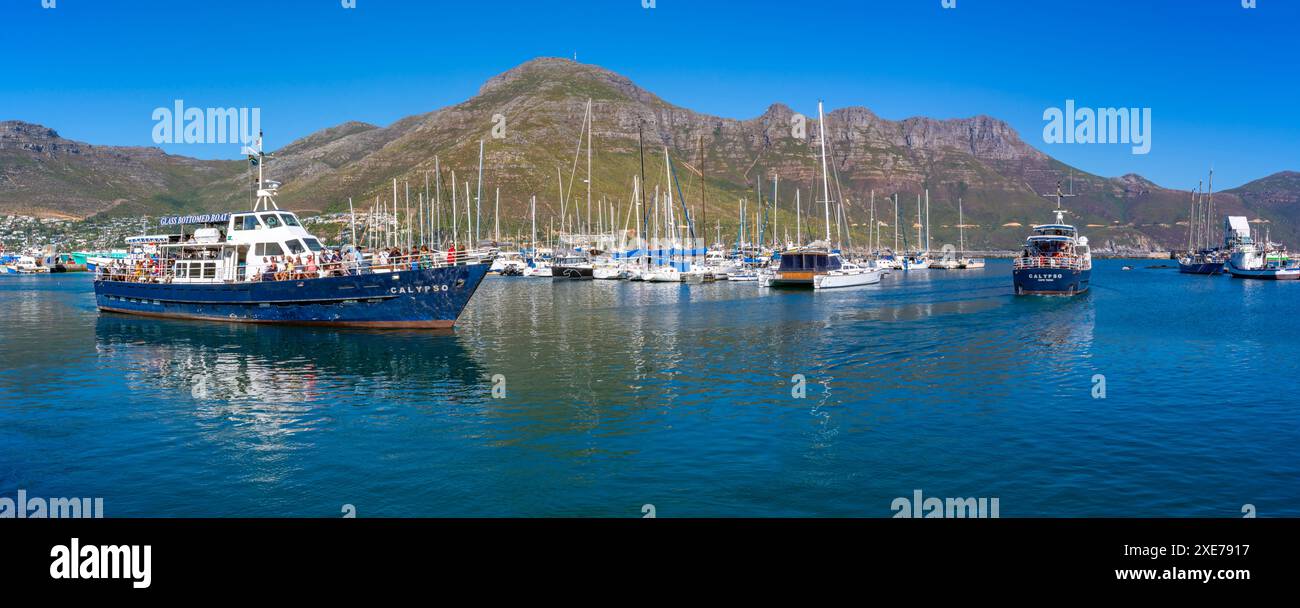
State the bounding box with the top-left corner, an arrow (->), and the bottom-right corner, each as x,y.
451,171 -> 458,248
795,189 -> 801,245
637,124 -> 649,269
764,172 -> 774,249
958,197 -> 965,256
869,190 -> 875,254
434,156 -> 442,247
893,193 -> 899,252
925,189 -> 931,254
817,101 -> 832,243
916,194 -> 922,253
1206,168 -> 1215,251
586,100 -> 593,240
699,136 -> 707,259
475,139 -> 484,249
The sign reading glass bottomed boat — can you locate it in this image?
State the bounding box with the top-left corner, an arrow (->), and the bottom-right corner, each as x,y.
159,214 -> 231,227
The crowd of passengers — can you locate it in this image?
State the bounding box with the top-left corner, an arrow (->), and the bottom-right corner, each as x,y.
97,245 -> 467,283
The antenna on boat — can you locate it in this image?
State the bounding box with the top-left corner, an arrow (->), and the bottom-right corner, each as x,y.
1043,180 -> 1076,225
243,131 -> 279,212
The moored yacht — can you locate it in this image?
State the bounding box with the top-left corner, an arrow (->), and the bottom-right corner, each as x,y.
551,253 -> 594,279
813,257 -> 883,289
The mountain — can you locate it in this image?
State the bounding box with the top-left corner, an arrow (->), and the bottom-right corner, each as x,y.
0,121 -> 241,219
2,58 -> 1297,251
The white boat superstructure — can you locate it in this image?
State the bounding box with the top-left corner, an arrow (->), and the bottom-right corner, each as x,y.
814,257 -> 884,289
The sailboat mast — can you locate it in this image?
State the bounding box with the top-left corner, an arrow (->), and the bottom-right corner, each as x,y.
958,197 -> 965,255
475,139 -> 484,249
586,99 -> 592,239
796,190 -> 802,244
434,156 -> 442,247
772,174 -> 779,249
869,190 -> 875,253
817,101 -> 832,243
916,194 -> 922,252
1206,168 -> 1215,250
925,189 -> 931,254
894,193 -> 899,252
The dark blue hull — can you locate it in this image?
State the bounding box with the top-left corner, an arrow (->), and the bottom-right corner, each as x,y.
93,263 -> 490,328
1178,262 -> 1224,274
1013,267 -> 1090,295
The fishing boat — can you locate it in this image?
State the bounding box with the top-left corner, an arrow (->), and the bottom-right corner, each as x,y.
1012,182 -> 1092,295
92,136 -> 493,328
1,255 -> 50,274
1179,171 -> 1226,275
1226,218 -> 1300,280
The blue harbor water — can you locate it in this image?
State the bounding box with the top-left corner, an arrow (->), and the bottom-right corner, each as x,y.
1,259 -> 1297,517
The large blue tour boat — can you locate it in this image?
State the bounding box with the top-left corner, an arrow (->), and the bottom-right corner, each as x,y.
1013,183 -> 1092,296
92,137 -> 493,328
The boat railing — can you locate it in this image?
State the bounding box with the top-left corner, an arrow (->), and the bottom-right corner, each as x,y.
94,247 -> 496,284
1013,255 -> 1090,271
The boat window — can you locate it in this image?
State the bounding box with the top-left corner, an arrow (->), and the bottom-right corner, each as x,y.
302,237 -> 323,252
260,214 -> 283,229
255,242 -> 284,257
234,215 -> 261,231
175,264 -> 187,279
202,263 -> 216,279
286,240 -> 306,255
279,213 -> 301,227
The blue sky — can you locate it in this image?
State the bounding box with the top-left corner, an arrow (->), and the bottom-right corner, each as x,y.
2,0 -> 1295,189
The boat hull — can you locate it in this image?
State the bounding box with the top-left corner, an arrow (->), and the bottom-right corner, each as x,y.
551,265 -> 594,280
1226,265 -> 1300,280
1179,262 -> 1224,274
814,269 -> 883,289
1013,267 -> 1090,295
93,263 -> 490,328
